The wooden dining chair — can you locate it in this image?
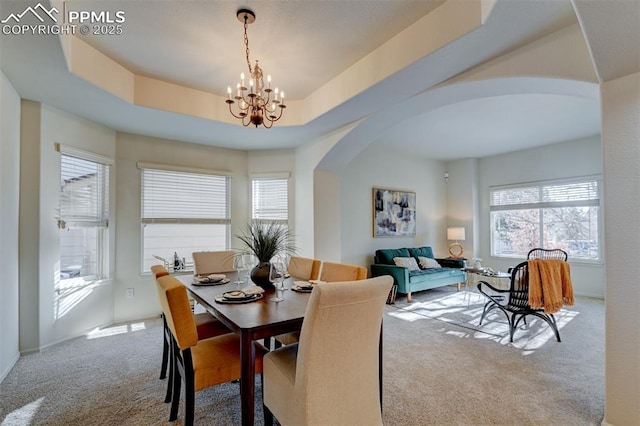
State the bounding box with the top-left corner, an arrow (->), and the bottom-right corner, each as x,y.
319,261 -> 368,282
287,256 -> 321,280
192,250 -> 236,275
156,275 -> 266,426
152,267 -> 231,405
263,276 -> 393,426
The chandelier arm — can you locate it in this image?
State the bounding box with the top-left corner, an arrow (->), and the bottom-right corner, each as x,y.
227,103 -> 248,120
271,105 -> 285,122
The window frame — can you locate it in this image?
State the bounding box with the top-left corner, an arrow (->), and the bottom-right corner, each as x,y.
138,163 -> 232,274
489,176 -> 603,263
56,143 -> 111,287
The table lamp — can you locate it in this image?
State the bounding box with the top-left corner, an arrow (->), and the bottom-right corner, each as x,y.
447,227 -> 466,258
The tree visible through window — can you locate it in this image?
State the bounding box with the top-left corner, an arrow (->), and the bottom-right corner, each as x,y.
58,152 -> 109,284
490,179 -> 601,261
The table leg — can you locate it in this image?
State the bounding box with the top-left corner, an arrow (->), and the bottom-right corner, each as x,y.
240,332 -> 256,426
379,322 -> 383,413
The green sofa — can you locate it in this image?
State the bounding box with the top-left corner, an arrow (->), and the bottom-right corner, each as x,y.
370,246 -> 466,303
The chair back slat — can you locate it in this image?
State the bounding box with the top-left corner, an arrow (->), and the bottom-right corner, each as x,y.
507,261 -> 530,310
527,248 -> 568,261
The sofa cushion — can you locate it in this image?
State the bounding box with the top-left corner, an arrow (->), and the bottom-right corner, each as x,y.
408,267 -> 461,283
407,246 -> 434,259
376,248 -> 410,265
418,256 -> 441,269
393,257 -> 420,271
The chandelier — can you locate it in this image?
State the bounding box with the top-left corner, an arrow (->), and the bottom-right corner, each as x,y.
226,9 -> 286,128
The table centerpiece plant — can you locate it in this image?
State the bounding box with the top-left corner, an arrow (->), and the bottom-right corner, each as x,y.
236,220 -> 297,289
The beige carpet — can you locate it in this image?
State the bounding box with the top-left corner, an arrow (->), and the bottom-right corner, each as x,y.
0,286 -> 604,425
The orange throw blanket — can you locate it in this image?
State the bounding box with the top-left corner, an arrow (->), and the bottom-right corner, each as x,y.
527,259 -> 574,314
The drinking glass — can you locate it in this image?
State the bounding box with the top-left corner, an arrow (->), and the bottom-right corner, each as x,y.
269,261 -> 285,302
233,254 -> 246,286
276,255 -> 290,290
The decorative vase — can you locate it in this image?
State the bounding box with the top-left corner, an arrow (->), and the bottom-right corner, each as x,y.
250,261 -> 273,289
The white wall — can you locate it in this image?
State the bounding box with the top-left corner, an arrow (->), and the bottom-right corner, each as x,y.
114,133 -> 255,322
446,158 -> 478,259
19,101 -> 116,352
601,72 -> 640,425
475,136 -> 604,298
296,124 -> 359,257
337,142 -> 448,268
0,72 -> 21,381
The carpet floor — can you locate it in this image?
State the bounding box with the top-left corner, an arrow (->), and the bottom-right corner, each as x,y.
0,285 -> 604,425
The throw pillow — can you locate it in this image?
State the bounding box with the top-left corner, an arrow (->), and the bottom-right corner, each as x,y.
418,256 -> 442,269
393,257 -> 420,271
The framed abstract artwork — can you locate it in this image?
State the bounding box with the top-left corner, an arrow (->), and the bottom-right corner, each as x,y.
372,187 -> 416,237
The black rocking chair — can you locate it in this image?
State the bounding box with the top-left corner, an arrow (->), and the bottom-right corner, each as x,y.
477,248 -> 568,342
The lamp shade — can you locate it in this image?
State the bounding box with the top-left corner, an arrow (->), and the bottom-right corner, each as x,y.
447,227 -> 466,241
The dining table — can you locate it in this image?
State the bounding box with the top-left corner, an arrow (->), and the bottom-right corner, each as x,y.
176,272 -> 311,426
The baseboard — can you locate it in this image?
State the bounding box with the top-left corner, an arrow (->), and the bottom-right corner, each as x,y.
0,351 -> 20,384
20,315 -> 162,355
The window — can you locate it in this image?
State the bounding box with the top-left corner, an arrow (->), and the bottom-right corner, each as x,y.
490,178 -> 601,261
58,149 -> 110,285
140,166 -> 231,273
251,174 -> 289,224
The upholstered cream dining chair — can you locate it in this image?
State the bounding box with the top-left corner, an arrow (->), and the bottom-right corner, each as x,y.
275,260 -> 367,347
319,261 -> 368,282
192,250 -> 236,275
156,275 -> 266,426
287,256 -> 321,280
263,275 -> 393,426
152,267 -> 231,405
275,258 -> 367,347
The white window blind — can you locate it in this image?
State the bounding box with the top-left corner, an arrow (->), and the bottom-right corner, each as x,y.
59,154 -> 109,229
140,167 -> 231,273
142,169 -> 230,224
491,181 -> 600,211
252,177 -> 288,222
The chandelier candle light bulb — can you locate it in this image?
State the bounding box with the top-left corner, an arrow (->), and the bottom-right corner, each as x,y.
225,8 -> 287,128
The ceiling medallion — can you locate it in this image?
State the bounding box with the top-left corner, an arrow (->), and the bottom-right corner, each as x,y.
226,9 -> 286,128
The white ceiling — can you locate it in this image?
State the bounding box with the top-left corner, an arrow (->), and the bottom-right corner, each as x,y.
1,0 -> 637,161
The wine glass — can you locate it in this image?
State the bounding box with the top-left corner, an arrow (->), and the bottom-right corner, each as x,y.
233,254 -> 246,286
276,254 -> 290,290
269,261 -> 285,302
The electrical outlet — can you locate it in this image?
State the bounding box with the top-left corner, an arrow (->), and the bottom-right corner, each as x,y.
126,288 -> 134,299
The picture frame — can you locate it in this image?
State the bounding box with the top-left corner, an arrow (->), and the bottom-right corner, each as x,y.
372,187 -> 416,237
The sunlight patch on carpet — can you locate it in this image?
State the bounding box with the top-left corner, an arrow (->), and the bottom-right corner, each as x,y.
387,291 -> 580,352
86,322 -> 148,339
1,397 -> 44,426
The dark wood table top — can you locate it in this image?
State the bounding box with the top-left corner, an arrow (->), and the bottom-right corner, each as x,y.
178,273 -> 311,338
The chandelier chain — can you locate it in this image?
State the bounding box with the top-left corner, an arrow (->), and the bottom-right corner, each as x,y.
243,16 -> 252,74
